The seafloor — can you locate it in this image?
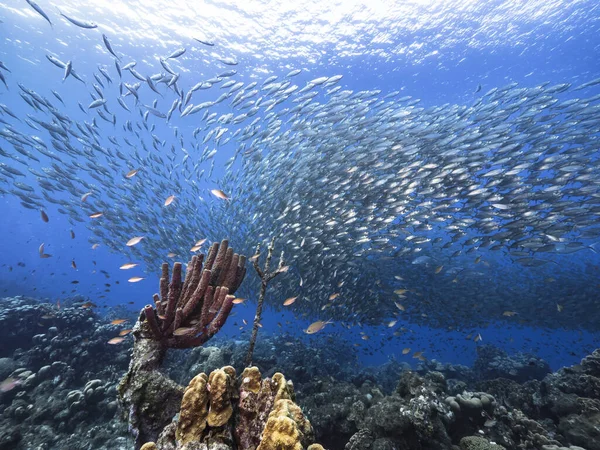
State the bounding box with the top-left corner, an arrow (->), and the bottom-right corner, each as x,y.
0,295 -> 596,450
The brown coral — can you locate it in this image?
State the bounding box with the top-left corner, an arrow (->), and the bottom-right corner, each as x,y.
236,369 -> 295,449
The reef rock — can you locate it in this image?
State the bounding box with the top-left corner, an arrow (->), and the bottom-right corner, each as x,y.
474,345 -> 551,382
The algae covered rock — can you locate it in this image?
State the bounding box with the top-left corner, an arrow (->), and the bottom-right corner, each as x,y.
459,436 -> 505,450
473,345 -> 550,382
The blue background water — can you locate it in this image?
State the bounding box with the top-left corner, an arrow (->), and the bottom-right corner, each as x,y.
1,0 -> 599,369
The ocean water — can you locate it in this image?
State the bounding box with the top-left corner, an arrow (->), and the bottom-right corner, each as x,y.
1,0 -> 600,377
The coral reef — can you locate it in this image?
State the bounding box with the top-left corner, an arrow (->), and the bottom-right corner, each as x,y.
0,296 -> 131,449
3,294 -> 600,450
142,366 -> 319,450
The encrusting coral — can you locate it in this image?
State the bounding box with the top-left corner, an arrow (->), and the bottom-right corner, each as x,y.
143,366 -> 320,450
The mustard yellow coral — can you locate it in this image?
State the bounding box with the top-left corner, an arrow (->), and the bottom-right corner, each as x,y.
207,367 -> 235,427
241,366 -> 262,393
257,399 -> 314,450
140,443 -> 157,450
176,372 -> 209,444
272,372 -> 293,401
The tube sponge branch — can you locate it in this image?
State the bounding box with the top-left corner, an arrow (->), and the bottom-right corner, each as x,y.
143,239 -> 247,349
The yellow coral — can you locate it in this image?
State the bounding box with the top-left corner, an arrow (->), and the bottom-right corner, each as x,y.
257,399 -> 313,450
207,368 -> 234,427
176,373 -> 209,444
241,366 -> 262,393
258,415 -> 302,450
140,443 -> 157,450
222,365 -> 236,379
307,445 -> 325,450
172,367 -> 321,449
272,372 -> 292,401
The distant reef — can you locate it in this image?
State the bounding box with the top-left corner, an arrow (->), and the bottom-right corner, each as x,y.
0,295 -> 597,450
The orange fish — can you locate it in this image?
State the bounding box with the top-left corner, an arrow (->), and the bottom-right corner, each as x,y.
128,277 -> 144,283
305,319 -> 332,334
329,293 -> 340,300
164,195 -> 175,206
119,329 -> 133,336
81,192 -> 92,202
283,296 -> 298,306
111,319 -> 127,325
92,243 -> 100,250
173,327 -> 195,336
89,212 -> 103,218
108,337 -> 125,344
125,168 -> 139,178
120,263 -> 138,270
210,189 -> 229,200
232,298 -> 246,304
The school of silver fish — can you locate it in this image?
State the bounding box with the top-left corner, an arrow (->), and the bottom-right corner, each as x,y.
1,3 -> 600,334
